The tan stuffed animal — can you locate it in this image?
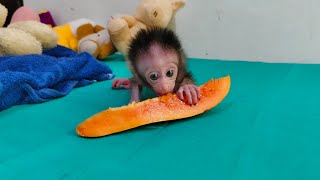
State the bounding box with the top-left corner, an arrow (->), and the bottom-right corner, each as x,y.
0,3 -> 6,27
107,0 -> 186,56
0,3 -> 41,55
77,23 -> 116,60
9,21 -> 58,49
0,3 -> 58,56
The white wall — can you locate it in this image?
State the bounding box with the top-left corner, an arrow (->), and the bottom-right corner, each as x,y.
24,0 -> 320,63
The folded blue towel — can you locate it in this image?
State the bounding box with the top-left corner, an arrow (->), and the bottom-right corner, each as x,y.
0,45 -> 115,111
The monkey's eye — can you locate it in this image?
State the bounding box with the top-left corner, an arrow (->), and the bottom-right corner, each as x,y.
149,73 -> 159,81
166,70 -> 174,77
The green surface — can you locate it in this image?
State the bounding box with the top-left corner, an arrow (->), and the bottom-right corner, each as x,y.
1,55 -> 320,180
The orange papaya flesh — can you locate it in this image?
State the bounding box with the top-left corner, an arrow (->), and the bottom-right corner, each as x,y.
76,75 -> 231,137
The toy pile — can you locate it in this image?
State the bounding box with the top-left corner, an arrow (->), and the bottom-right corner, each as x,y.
0,0 -> 186,59
52,0 -> 186,60
0,4 -> 58,56
0,0 -> 187,110
0,3 -> 115,111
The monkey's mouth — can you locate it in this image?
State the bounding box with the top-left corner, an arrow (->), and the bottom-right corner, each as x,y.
156,91 -> 173,96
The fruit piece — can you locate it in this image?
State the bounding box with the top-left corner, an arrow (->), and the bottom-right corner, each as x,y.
76,75 -> 231,137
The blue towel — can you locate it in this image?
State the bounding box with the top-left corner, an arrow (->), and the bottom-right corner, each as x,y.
0,45 -> 115,111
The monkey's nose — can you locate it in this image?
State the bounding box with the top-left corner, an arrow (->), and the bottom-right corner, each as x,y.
157,86 -> 171,96
161,85 -> 171,92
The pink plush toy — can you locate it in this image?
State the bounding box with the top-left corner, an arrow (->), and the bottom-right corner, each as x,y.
10,6 -> 40,24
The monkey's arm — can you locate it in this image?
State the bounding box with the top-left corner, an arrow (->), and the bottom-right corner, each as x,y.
111,78 -> 141,104
129,78 -> 142,103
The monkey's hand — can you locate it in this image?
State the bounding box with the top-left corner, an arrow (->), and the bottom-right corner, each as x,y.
112,78 -> 131,89
177,84 -> 201,105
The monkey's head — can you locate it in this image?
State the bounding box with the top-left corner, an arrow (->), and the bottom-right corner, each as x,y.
128,27 -> 186,96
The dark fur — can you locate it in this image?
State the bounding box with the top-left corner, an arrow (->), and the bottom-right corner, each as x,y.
127,26 -> 194,92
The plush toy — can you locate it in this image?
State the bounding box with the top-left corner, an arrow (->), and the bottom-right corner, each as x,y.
0,3 -> 6,27
77,24 -> 116,60
10,6 -> 40,23
53,18 -> 116,59
0,4 -> 58,56
107,0 -> 186,55
0,3 -> 41,55
9,21 -> 58,50
53,18 -> 101,51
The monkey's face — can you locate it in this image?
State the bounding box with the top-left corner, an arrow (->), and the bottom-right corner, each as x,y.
144,62 -> 178,96
137,47 -> 179,96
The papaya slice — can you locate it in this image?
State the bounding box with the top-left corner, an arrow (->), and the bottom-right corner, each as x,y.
76,75 -> 231,137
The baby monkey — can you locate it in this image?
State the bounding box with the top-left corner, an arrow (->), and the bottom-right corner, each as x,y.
112,27 -> 200,105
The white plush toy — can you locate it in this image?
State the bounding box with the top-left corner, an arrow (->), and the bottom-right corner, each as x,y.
0,3 -> 58,56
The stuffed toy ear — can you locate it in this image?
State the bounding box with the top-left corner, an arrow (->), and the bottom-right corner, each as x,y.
94,25 -> 105,32
121,15 -> 136,28
171,0 -> 186,11
77,24 -> 95,40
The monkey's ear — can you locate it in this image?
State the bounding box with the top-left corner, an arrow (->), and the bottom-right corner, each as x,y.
172,0 -> 186,11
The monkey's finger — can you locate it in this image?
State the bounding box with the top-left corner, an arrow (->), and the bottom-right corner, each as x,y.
193,85 -> 201,99
189,85 -> 198,105
122,79 -> 131,88
184,87 -> 193,105
115,81 -> 122,88
189,84 -> 200,100
177,87 -> 185,101
112,79 -> 120,88
123,83 -> 130,89
112,80 -> 118,86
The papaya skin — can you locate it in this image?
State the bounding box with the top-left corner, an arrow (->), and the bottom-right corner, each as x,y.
76,75 -> 231,137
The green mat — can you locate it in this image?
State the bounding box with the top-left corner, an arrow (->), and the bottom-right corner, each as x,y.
1,55 -> 320,180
